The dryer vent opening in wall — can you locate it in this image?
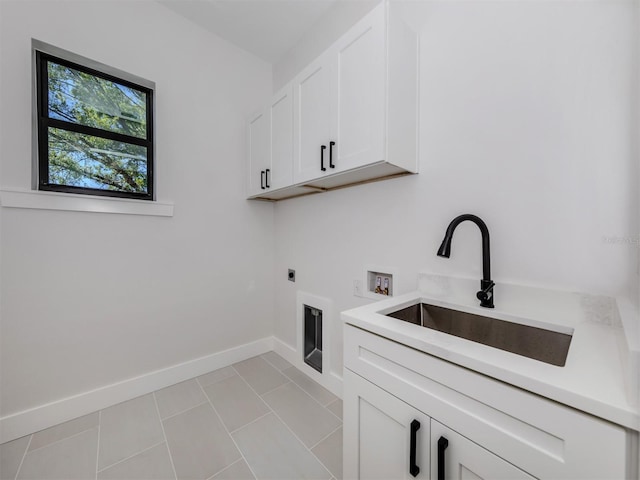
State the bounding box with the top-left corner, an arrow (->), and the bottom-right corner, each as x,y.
304,305 -> 323,373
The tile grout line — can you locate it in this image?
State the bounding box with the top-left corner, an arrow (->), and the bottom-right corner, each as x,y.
325,399 -> 343,423
236,359 -> 340,442
252,388 -> 334,479
196,376 -> 260,480
152,392 -> 178,480
233,366 -> 333,479
232,366 -> 282,418
231,358 -> 290,398
281,367 -> 339,409
24,426 -> 99,455
255,379 -> 293,398
204,457 -> 244,480
269,370 -> 342,428
96,394 -> 181,474
158,400 -> 210,422
197,371 -> 239,390
96,440 -> 166,474
308,431 -> 343,480
256,360 -> 342,478
309,423 -> 342,451
227,411 -> 273,435
306,420 -> 343,478
13,434 -> 32,480
326,410 -> 342,422
260,353 -> 292,372
94,411 -> 101,480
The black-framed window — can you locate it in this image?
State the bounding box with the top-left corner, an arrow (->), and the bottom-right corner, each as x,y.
35,45 -> 154,200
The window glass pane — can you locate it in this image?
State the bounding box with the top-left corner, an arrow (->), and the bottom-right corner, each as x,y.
47,61 -> 147,139
48,127 -> 148,193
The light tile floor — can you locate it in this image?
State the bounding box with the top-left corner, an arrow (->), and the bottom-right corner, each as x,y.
0,352 -> 343,480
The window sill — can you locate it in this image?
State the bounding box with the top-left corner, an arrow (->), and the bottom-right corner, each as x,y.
0,189 -> 174,217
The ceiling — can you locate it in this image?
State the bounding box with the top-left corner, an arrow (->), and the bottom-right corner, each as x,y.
158,0 -> 340,64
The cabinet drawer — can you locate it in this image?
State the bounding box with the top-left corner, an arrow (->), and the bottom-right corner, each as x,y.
344,324 -> 627,479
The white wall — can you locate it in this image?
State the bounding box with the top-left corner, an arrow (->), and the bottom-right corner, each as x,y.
274,1 -> 639,378
0,0 -> 273,422
636,1 -> 640,312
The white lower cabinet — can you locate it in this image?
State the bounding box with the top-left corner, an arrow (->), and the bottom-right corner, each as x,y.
344,369 -> 430,479
430,421 -> 534,480
344,369 -> 533,480
343,324 -> 630,480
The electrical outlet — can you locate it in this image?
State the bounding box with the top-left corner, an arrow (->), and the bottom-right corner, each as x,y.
353,279 -> 362,297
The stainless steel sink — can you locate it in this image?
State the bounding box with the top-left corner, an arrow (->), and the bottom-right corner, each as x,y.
386,303 -> 572,366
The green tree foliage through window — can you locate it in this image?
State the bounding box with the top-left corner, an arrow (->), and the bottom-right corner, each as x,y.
37,50 -> 154,200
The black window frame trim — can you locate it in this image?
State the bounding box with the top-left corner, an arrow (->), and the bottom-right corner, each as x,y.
32,40 -> 156,201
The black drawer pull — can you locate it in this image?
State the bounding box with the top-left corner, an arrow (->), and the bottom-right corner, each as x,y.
260,170 -> 265,189
265,168 -> 270,188
321,145 -> 327,171
329,141 -> 335,168
410,420 -> 420,477
438,436 -> 449,480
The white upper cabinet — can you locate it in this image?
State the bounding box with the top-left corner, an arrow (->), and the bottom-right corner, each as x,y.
292,1 -> 415,188
293,52 -> 335,184
269,85 -> 294,190
249,0 -> 418,200
249,85 -> 310,198
247,110 -> 270,197
331,4 -> 385,175
293,6 -> 386,184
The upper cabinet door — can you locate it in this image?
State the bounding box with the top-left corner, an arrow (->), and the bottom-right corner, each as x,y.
247,110 -> 270,197
331,3 -> 385,173
269,85 -> 293,190
293,53 -> 335,184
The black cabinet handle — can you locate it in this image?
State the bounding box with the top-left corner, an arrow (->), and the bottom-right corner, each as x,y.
437,436 -> 449,480
265,169 -> 270,188
321,145 -> 327,171
261,170 -> 265,189
409,420 -> 420,477
329,141 -> 335,168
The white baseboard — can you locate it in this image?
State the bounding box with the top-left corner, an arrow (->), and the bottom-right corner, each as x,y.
0,337 -> 274,444
273,337 -> 343,399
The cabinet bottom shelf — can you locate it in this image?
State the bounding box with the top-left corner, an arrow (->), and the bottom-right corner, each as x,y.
249,163 -> 415,201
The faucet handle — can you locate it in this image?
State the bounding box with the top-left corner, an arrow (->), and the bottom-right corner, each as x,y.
477,281 -> 495,308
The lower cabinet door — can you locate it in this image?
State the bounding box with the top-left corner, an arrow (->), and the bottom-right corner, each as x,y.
344,369 -> 430,480
431,421 -> 535,480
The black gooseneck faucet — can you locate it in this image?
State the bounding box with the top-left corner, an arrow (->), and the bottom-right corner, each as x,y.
437,214 -> 495,308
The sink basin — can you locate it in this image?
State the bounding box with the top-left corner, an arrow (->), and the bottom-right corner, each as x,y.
386,303 -> 572,366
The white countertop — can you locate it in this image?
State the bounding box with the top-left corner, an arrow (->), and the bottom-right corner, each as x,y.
342,274 -> 640,430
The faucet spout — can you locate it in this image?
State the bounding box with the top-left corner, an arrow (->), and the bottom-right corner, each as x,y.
437,214 -> 494,308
